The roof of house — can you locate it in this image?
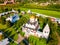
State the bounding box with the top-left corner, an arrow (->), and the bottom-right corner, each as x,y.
43,24 -> 50,32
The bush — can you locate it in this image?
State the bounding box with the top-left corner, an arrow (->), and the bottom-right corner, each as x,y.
23,3 -> 60,11
57,25 -> 60,36
5,8 -> 8,12
0,16 -> 6,25
28,35 -> 47,45
9,41 -> 17,45
13,34 -> 18,41
6,20 -> 12,28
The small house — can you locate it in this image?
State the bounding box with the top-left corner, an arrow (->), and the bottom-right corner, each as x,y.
0,38 -> 9,45
6,13 -> 19,23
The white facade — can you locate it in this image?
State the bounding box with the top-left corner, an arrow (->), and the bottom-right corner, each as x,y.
42,24 -> 50,39
27,10 -> 32,14
12,9 -> 18,13
22,23 -> 50,39
22,16 -> 50,39
21,11 -> 26,15
0,38 -> 9,45
55,18 -> 60,24
0,10 -> 18,17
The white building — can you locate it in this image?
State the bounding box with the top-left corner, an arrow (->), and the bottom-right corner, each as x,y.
12,9 -> 18,13
0,38 -> 9,45
27,10 -> 32,14
0,10 -> 17,17
22,16 -> 50,39
42,24 -> 50,39
22,16 -> 39,32
21,11 -> 26,15
55,18 -> 60,24
6,13 -> 19,23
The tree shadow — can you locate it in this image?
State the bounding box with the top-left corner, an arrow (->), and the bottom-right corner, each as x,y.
22,38 -> 29,45
10,34 -> 15,39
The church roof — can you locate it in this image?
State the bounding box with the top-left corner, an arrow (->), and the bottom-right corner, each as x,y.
11,14 -> 19,23
27,20 -> 37,25
43,24 -> 50,31
23,24 -> 39,30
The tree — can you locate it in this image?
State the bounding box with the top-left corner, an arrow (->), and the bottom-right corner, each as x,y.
13,34 -> 18,41
0,16 -> 6,24
57,25 -> 60,36
6,20 -> 12,28
28,35 -> 47,45
1,7 -> 5,12
18,9 -> 21,13
47,19 -> 58,45
20,41 -> 25,45
5,8 -> 8,12
16,16 -> 29,29
0,0 -> 4,3
9,42 -> 17,45
38,16 -> 46,30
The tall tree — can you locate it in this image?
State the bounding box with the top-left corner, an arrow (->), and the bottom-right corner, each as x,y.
16,16 -> 29,29
0,16 -> 6,24
6,20 -> 12,28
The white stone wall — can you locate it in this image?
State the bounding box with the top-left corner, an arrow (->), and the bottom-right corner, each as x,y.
22,24 -> 50,39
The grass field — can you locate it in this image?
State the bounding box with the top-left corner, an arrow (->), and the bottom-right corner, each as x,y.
18,7 -> 60,18
0,24 -> 7,29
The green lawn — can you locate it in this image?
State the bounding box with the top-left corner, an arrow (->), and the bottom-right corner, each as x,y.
0,23 -> 18,41
18,7 -> 60,18
0,24 -> 7,29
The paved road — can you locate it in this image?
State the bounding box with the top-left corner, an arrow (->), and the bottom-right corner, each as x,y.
16,34 -> 30,45
17,34 -> 24,43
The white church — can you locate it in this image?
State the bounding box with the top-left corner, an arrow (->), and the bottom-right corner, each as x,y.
22,16 -> 50,39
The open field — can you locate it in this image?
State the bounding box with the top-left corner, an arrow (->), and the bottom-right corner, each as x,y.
0,3 -> 60,18
17,7 -> 60,18
0,24 -> 7,29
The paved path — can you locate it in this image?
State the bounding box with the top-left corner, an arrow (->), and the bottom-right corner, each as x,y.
16,34 -> 24,44
16,33 -> 30,45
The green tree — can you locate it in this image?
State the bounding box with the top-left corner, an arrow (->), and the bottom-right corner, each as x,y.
38,16 -> 46,30
18,9 -> 21,13
16,16 -> 28,29
13,34 -> 18,41
0,0 -> 4,3
5,8 -> 8,12
6,20 -> 12,28
28,35 -> 47,45
0,16 -> 6,24
47,19 -> 58,45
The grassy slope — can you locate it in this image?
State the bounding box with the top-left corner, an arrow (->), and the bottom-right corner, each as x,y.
19,7 -> 60,18
0,24 -> 7,29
